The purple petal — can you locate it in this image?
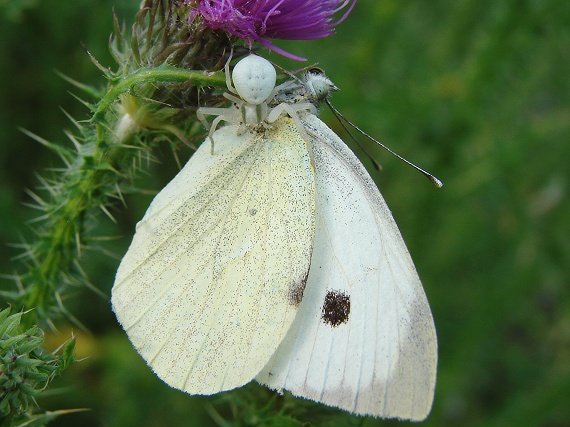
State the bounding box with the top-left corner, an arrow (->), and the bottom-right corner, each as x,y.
195,0 -> 357,60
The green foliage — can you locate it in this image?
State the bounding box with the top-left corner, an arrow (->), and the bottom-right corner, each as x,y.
0,0 -> 569,426
0,307 -> 76,426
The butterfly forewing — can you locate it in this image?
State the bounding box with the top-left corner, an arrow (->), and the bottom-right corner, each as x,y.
257,114 -> 437,421
112,118 -> 315,394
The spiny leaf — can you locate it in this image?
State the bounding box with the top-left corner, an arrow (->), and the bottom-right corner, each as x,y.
18,129 -> 73,166
55,71 -> 103,99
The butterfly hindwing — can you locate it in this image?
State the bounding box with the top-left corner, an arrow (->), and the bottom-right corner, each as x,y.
257,114 -> 437,421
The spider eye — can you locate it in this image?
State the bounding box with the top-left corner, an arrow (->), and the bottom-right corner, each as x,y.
232,55 -> 277,105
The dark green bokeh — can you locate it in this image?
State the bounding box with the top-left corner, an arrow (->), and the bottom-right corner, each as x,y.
1,0 -> 568,426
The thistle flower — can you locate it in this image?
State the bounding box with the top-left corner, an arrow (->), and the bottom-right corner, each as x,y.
189,0 -> 357,60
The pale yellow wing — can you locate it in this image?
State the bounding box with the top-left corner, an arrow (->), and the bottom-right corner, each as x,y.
112,118 -> 315,394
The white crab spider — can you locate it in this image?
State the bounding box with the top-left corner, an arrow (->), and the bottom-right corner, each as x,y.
197,54 -> 317,152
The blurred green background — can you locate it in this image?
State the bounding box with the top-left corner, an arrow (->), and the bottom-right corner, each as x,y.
1,0 -> 569,426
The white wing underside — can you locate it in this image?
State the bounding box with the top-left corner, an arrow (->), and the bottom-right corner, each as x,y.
256,115 -> 437,421
112,119 -> 315,394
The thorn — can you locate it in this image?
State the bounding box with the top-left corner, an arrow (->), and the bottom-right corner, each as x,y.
73,260 -> 107,299
26,213 -> 51,223
99,204 -> 117,224
60,109 -> 84,132
34,173 -> 58,197
55,70 -> 102,99
68,92 -> 96,112
115,183 -> 127,208
75,232 -> 81,258
64,130 -> 83,153
24,188 -> 47,208
82,43 -> 113,79
19,128 -> 72,166
54,292 -> 89,333
131,23 -> 141,66
112,7 -> 126,47
92,244 -> 122,261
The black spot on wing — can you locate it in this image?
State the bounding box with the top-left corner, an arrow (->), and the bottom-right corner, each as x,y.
288,269 -> 309,307
321,290 -> 350,327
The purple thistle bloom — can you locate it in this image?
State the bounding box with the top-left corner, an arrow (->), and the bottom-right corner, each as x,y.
192,0 -> 357,61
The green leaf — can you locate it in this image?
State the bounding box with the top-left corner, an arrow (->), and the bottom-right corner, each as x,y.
0,310 -> 24,336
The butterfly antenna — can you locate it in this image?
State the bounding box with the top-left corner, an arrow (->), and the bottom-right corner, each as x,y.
326,100 -> 443,188
325,100 -> 384,172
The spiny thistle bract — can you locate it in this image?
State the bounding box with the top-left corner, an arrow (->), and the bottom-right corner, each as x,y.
0,307 -> 76,425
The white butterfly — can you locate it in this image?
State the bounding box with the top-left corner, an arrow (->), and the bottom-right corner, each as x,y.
111,54 -> 437,421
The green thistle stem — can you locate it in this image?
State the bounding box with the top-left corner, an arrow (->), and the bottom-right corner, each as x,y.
94,65 -> 226,123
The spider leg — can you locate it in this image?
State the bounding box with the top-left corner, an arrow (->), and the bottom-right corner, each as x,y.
197,107 -> 236,131
208,114 -> 227,154
225,50 -> 238,96
223,92 -> 243,105
267,102 -> 316,146
268,80 -> 298,102
267,102 -> 316,123
196,105 -> 240,154
196,107 -> 221,130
